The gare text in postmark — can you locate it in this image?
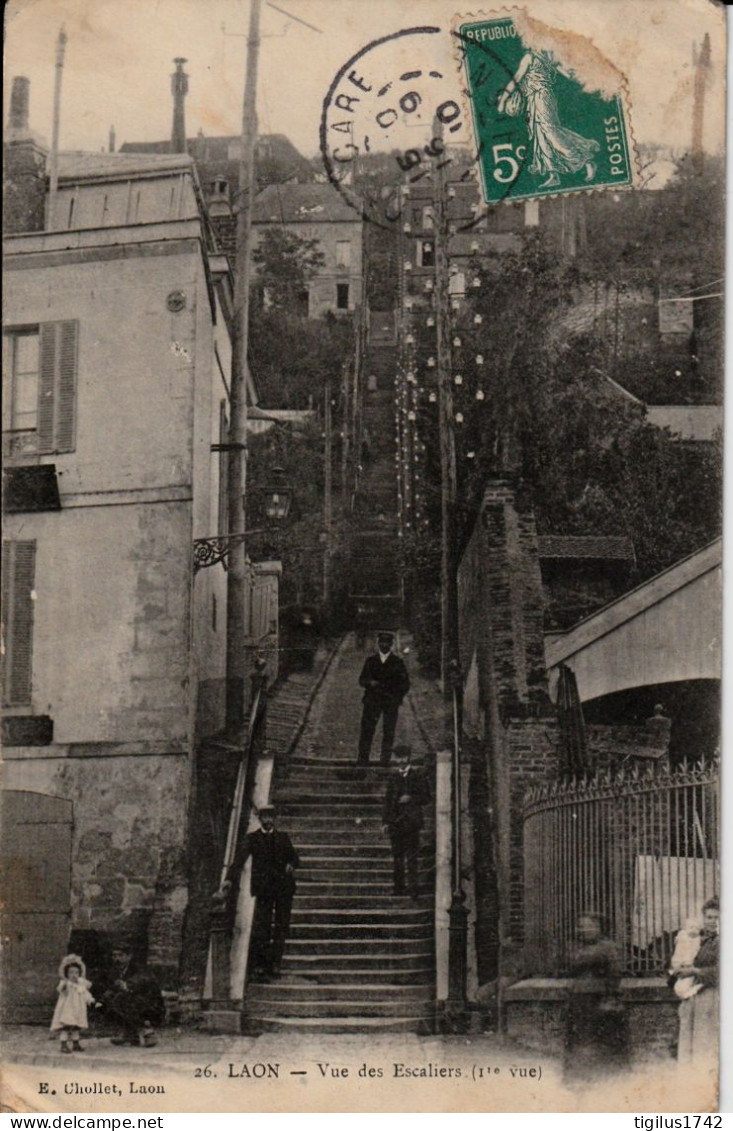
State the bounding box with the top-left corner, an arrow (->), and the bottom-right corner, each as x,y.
456,11 -> 635,204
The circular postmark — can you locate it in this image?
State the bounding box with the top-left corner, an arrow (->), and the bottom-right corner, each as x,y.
320,26 -> 471,229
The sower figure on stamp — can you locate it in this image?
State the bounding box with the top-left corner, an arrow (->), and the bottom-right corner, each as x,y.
227,805 -> 299,982
357,631 -> 410,766
382,745 -> 430,900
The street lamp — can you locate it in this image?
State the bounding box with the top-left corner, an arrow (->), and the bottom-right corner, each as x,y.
263,466 -> 292,522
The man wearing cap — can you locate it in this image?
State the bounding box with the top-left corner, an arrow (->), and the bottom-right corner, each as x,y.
357,631 -> 410,766
228,806 -> 299,981
102,938 -> 164,1047
382,745 -> 430,899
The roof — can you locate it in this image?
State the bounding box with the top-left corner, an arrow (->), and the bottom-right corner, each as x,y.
537,536 -> 635,562
252,183 -> 362,225
120,133 -> 313,185
57,151 -> 193,181
646,405 -> 722,442
545,538 -> 722,669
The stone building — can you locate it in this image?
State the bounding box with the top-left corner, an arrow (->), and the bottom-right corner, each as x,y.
250,182 -> 364,318
1,94 -> 269,1017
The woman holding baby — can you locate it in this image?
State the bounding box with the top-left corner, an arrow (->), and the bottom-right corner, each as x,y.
669,896 -> 719,1068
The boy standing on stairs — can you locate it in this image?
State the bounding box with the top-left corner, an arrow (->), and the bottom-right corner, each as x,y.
357,631 -> 410,767
382,745 -> 430,900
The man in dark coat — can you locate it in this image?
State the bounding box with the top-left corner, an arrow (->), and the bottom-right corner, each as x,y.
102,938 -> 164,1047
357,631 -> 410,765
229,805 -> 299,981
382,745 -> 430,899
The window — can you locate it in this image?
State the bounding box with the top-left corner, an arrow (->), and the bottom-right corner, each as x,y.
524,199 -> 540,227
3,322 -> 78,456
418,239 -> 435,268
5,329 -> 39,453
336,283 -> 350,310
2,540 -> 36,707
335,241 -> 351,269
422,206 -> 434,231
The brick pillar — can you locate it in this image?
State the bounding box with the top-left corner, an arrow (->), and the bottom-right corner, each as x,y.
459,481 -> 558,992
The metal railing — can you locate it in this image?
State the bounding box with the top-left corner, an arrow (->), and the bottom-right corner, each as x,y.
523,759 -> 719,975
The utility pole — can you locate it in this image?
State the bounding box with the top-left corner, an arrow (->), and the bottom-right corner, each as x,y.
323,379 -> 333,605
433,129 -> 467,1026
47,25 -> 67,230
692,34 -> 711,175
226,0 -> 262,735
433,145 -> 460,691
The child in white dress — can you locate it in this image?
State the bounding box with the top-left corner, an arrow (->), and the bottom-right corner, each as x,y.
50,954 -> 95,1052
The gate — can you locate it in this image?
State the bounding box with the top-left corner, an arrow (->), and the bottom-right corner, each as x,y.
523,760 -> 719,975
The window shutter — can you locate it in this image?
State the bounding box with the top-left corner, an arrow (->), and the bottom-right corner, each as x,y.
37,325 -> 57,452
37,321 -> 78,454
2,540 -> 36,706
56,321 -> 78,452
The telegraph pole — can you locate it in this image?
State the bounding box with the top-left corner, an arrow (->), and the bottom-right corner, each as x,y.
433,129 -> 467,1025
433,146 -> 460,691
226,0 -> 262,734
323,379 -> 333,605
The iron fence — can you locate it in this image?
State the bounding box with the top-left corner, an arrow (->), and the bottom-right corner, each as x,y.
523,760 -> 719,975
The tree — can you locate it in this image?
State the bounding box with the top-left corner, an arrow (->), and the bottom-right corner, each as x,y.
252,227 -> 325,311
249,308 -> 353,409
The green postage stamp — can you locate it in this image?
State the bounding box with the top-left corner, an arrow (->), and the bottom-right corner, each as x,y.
457,12 -> 635,203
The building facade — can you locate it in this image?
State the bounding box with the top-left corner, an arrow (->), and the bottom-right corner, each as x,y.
251,183 -> 364,318
2,147 -> 241,1017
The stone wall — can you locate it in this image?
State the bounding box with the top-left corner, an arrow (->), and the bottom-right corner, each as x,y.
2,752 -> 190,985
504,977 -> 679,1064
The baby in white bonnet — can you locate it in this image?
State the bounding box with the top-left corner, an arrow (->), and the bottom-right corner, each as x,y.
669,917 -> 703,1000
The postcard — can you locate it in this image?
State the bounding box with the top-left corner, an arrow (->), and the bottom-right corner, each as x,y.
1,0 -> 724,1116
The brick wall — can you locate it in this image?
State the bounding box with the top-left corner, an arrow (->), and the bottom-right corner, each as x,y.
459,482 -> 559,989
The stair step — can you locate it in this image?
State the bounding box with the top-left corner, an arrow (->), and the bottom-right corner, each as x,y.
271,966 -> 434,984
282,955 -> 432,973
242,999 -> 431,1019
296,844 -> 432,859
275,787 -> 385,800
296,874 -> 429,887
291,907 -> 432,921
246,982 -> 431,1001
242,1015 -> 430,1034
293,895 -> 431,910
289,924 -> 433,941
283,938 -> 433,955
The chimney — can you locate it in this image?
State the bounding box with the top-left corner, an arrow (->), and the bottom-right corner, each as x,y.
170,57 -> 189,154
8,75 -> 30,135
3,76 -> 48,233
109,125 -> 116,153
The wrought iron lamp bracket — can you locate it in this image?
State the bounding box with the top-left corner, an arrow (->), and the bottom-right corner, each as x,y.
193,529 -> 268,572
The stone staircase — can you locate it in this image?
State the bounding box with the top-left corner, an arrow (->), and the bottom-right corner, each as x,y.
242,757 -> 435,1032
349,341 -> 402,626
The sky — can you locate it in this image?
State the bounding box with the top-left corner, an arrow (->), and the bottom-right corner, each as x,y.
3,0 -> 726,161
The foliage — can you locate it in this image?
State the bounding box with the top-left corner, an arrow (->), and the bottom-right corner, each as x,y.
252,226 -> 325,311
401,167 -> 722,657
249,307 -> 353,409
